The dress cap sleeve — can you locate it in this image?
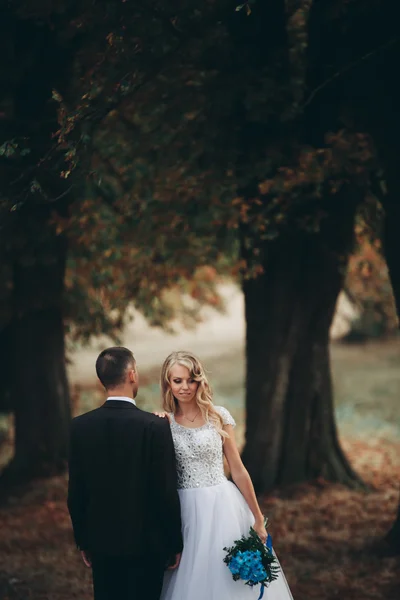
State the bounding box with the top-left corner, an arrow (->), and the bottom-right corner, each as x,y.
215,406 -> 236,427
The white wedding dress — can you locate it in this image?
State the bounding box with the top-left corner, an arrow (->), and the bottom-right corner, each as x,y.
161,406 -> 294,600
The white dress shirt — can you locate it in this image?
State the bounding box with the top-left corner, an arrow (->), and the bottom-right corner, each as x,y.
106,396 -> 136,406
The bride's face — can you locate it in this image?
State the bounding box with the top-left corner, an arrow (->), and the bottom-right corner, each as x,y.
169,364 -> 199,405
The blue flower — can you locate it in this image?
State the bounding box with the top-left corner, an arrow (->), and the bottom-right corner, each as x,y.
228,548 -> 270,584
239,565 -> 251,580
229,552 -> 247,575
250,565 -> 267,582
229,560 -> 240,575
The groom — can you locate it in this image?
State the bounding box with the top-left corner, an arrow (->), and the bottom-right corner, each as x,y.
68,346 -> 183,600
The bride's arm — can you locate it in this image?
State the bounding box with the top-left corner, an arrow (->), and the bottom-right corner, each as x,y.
223,424 -> 268,543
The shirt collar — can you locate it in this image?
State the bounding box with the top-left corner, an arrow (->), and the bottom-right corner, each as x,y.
106,396 -> 136,406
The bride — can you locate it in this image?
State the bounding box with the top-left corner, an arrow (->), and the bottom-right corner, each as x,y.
156,351 -> 294,600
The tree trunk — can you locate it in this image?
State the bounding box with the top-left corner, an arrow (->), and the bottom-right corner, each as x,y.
241,193 -> 364,493
0,13 -> 77,485
1,238 -> 71,483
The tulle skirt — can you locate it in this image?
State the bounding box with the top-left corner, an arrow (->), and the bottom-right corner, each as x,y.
161,480 -> 294,600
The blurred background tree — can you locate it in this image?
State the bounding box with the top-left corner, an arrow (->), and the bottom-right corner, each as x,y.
345,207 -> 398,340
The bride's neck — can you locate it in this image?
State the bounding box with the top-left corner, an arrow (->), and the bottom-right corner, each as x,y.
176,401 -> 198,416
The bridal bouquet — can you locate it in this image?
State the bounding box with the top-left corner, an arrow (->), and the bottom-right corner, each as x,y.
223,519 -> 279,600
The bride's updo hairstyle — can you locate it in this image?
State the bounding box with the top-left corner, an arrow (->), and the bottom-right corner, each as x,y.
161,351 -> 228,439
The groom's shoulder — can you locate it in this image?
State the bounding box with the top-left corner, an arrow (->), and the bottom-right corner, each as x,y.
70,406 -> 168,432
134,410 -> 172,437
71,406 -> 103,427
136,409 -> 169,429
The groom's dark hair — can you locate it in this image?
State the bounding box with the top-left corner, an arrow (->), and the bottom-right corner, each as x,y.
96,347 -> 136,389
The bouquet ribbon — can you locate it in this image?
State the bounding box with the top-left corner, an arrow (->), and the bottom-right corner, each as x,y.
257,534 -> 273,600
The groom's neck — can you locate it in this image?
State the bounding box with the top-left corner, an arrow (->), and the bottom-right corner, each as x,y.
106,385 -> 135,399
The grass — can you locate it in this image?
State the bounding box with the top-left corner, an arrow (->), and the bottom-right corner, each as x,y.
331,340 -> 400,442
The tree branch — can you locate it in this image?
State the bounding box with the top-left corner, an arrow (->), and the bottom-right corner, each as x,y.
302,36 -> 400,109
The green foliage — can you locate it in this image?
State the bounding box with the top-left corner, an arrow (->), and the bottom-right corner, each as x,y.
58,193 -> 228,341
0,0 -> 392,343
0,139 -> 30,159
0,1 -> 240,338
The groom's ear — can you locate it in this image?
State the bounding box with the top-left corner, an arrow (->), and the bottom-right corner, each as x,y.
128,368 -> 137,383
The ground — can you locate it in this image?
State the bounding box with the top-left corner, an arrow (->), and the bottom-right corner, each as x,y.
0,439 -> 398,600
0,340 -> 399,600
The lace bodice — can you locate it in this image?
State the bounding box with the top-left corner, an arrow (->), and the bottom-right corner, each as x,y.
169,406 -> 236,490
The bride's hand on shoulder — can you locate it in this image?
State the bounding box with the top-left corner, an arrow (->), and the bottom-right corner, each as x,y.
153,411 -> 171,423
253,519 -> 268,545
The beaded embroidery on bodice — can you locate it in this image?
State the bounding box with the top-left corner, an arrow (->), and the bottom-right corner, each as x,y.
169,406 -> 236,490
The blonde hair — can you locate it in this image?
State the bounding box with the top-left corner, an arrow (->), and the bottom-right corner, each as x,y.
161,351 -> 228,439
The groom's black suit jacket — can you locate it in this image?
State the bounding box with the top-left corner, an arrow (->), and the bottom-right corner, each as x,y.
67,400 -> 183,559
